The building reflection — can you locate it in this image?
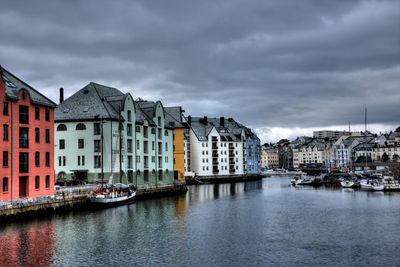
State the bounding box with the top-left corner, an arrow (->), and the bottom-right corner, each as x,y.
0,220 -> 55,266
187,181 -> 262,204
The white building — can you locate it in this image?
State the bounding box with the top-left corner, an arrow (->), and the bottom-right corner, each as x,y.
54,83 -> 174,188
185,116 -> 247,177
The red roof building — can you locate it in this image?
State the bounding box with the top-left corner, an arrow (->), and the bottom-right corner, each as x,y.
0,66 -> 57,202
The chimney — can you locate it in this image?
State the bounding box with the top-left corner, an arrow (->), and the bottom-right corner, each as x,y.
59,88 -> 64,103
187,115 -> 192,125
220,117 -> 225,127
203,116 -> 208,125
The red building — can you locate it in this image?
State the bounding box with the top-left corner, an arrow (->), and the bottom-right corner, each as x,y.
0,66 -> 57,202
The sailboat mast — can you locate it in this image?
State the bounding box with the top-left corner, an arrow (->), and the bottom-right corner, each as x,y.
101,116 -> 104,188
119,106 -> 123,184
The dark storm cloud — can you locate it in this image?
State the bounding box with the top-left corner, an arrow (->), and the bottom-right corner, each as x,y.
0,0 -> 399,140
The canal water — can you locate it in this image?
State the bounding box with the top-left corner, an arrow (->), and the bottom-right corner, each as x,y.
1,177 -> 400,266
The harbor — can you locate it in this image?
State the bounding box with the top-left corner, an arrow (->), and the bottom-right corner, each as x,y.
1,177 -> 400,266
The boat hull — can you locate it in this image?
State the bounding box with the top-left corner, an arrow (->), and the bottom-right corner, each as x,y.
90,192 -> 136,207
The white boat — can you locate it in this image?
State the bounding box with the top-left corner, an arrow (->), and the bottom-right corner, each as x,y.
371,184 -> 384,191
341,180 -> 355,188
383,176 -> 400,191
360,180 -> 373,190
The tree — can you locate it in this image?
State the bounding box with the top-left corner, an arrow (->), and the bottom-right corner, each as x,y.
382,152 -> 389,162
395,126 -> 400,132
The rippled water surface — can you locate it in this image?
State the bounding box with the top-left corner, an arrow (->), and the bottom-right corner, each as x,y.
1,177 -> 400,266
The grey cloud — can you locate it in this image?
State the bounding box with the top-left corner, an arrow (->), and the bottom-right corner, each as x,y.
0,0 -> 399,142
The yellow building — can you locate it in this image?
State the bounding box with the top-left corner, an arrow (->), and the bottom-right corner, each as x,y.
165,107 -> 185,181
173,127 -> 185,180
262,148 -> 279,169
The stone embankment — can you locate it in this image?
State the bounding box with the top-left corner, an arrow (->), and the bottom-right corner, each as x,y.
0,184 -> 187,224
185,174 -> 262,185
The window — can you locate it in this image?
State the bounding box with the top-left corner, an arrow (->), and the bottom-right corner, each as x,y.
152,156 -> 155,163
127,124 -> 132,136
46,152 -> 50,166
19,152 -> 29,172
94,156 -> 101,168
76,123 -> 86,130
78,156 -> 81,166
3,125 -> 8,141
144,126 -> 148,138
128,110 -> 132,122
62,156 -> 65,166
158,116 -> 161,125
152,141 -> 155,150
127,139 -> 132,153
3,102 -> 8,116
136,140 -> 140,150
46,175 -> 50,188
59,139 -> 65,149
35,152 -> 40,166
151,128 -> 156,135
94,140 -> 101,152
82,156 -> 85,166
35,176 -> 40,189
35,107 -> 40,120
57,124 -> 67,131
45,109 -> 50,121
158,128 -> 162,139
78,139 -> 84,149
94,123 -> 101,135
136,126 -> 140,133
35,128 -> 40,142
3,177 -> 8,192
136,156 -> 140,163
19,127 -> 29,148
45,129 -> 50,143
128,156 -> 133,169
165,130 -> 168,136
165,143 -> 168,152
3,151 -> 8,167
59,156 -> 62,166
144,140 -> 148,153
19,105 -> 29,124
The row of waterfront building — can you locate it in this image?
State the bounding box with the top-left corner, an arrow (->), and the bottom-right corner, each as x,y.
0,66 -> 261,202
262,130 -> 400,171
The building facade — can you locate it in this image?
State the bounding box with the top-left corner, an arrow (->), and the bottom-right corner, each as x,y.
0,66 -> 56,202
54,83 -> 174,188
185,116 -> 248,177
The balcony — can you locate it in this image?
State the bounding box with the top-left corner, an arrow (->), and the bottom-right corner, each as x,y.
212,152 -> 218,157
213,167 -> 219,174
212,159 -> 218,165
229,167 -> 235,173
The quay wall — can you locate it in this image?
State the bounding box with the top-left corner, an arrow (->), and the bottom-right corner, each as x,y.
0,184 -> 187,224
186,174 -> 262,185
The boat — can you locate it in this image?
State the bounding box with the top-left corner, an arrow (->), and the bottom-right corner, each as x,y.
90,183 -> 136,206
89,109 -> 136,207
340,174 -> 360,188
382,176 -> 400,191
360,177 -> 384,191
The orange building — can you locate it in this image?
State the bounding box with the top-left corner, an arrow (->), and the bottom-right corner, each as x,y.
0,66 -> 57,201
164,107 -> 185,181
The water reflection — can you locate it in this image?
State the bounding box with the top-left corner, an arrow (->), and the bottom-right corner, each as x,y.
187,181 -> 262,204
0,220 -> 55,266
0,178 -> 399,266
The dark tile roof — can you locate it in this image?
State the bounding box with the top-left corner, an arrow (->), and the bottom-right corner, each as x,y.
187,116 -> 252,141
0,66 -> 57,108
55,82 -> 126,122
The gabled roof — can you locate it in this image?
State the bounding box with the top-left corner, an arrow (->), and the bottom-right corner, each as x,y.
187,116 -> 253,142
55,82 -> 127,122
164,109 -> 184,129
0,66 -> 57,108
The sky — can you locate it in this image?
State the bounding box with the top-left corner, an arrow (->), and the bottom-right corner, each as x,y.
0,0 -> 399,143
